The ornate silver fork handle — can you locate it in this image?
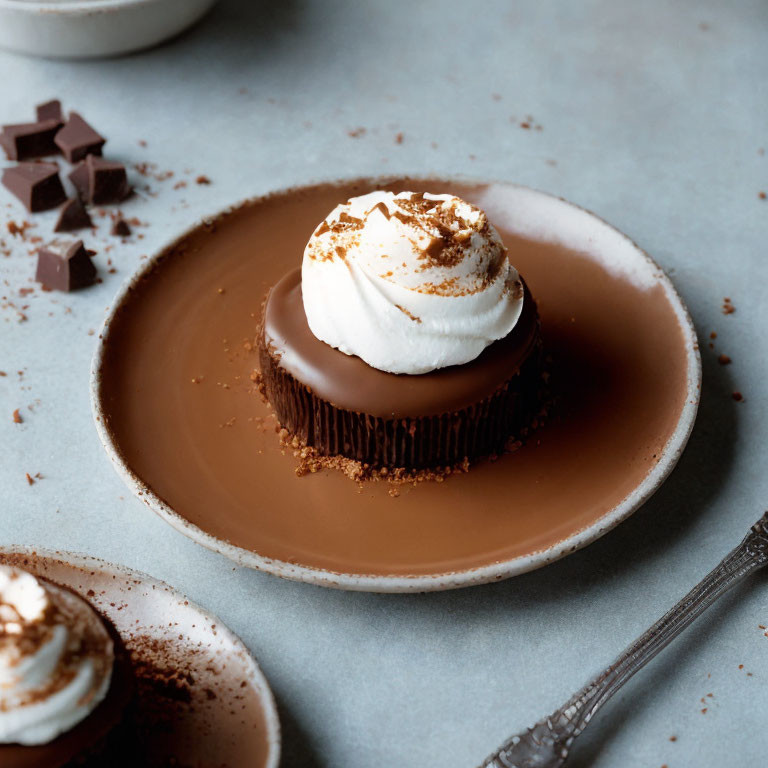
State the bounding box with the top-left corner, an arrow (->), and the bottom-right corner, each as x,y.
480,511 -> 768,768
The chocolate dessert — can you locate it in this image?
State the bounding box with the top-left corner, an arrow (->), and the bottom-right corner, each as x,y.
96,178 -> 691,577
259,191 -> 543,470
0,565 -> 132,768
0,552 -> 275,767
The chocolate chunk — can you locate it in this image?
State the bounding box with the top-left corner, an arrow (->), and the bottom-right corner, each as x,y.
54,112 -> 105,163
55,197 -> 93,232
36,100 -> 63,124
111,216 -> 131,237
88,156 -> 131,204
35,240 -> 96,291
0,120 -> 61,161
2,163 -> 66,212
69,160 -> 90,200
68,155 -> 130,204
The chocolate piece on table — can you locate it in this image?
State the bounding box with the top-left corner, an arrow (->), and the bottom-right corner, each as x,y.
36,100 -> 64,124
54,112 -> 105,163
55,197 -> 93,233
111,216 -> 131,237
69,161 -> 90,200
0,120 -> 61,161
2,163 -> 66,212
88,156 -> 131,204
35,240 -> 96,291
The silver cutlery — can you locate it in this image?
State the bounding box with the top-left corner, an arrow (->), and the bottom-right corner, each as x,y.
480,512 -> 768,768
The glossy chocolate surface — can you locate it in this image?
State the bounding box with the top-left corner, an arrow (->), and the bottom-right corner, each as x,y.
264,268 -> 540,419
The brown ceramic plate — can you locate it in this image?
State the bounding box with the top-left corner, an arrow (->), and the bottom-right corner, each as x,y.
91,179 -> 700,592
0,548 -> 281,767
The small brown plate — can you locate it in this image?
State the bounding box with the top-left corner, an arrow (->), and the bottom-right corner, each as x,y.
91,178 -> 700,592
0,547 -> 281,767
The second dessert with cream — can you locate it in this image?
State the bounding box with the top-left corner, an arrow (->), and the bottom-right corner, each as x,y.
259,190 -> 543,472
0,565 -> 131,767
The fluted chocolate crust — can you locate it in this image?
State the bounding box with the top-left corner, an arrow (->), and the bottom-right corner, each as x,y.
259,270 -> 543,469
260,339 -> 542,469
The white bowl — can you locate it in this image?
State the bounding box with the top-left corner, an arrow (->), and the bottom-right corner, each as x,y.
0,0 -> 218,59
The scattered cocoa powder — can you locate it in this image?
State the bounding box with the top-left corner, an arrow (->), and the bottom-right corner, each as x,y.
7,220 -> 32,238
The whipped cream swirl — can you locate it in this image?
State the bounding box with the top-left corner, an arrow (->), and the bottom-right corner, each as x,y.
0,566 -> 114,746
301,191 -> 524,374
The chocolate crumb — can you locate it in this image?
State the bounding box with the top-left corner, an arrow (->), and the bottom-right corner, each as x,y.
394,132 -> 404,144
25,472 -> 34,485
111,216 -> 132,237
7,220 -> 32,238
759,191 -> 766,200
709,331 -> 717,339
717,354 -> 731,365
732,391 -> 744,402
195,175 -> 211,185
669,736 -> 677,742
12,408 -> 23,423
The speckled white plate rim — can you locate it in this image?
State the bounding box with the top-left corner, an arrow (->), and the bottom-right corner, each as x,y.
89,176 -> 702,594
0,544 -> 282,768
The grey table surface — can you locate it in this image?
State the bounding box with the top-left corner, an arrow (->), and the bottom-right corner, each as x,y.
1,1 -> 767,766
